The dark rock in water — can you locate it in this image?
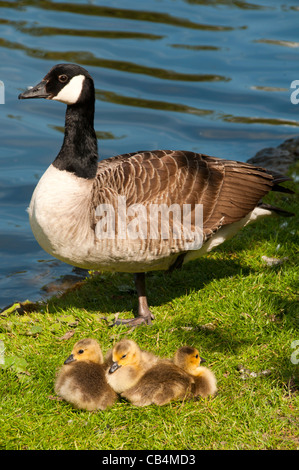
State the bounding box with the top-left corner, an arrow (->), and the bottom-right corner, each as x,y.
278,136 -> 299,157
247,147 -> 294,174
247,136 -> 299,174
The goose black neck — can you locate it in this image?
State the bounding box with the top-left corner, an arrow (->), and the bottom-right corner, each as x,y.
53,100 -> 98,179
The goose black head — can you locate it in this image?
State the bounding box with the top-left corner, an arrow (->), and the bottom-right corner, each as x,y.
18,63 -> 95,105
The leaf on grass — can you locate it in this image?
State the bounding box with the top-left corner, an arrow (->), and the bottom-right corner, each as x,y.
50,315 -> 78,335
49,323 -> 62,334
57,315 -> 79,327
48,395 -> 63,401
1,355 -> 27,371
101,313 -> 117,323
0,300 -> 43,316
0,303 -> 20,316
200,323 -> 217,331
25,325 -> 43,336
0,355 -> 31,381
0,321 -> 13,332
261,255 -> 289,266
58,330 -> 75,341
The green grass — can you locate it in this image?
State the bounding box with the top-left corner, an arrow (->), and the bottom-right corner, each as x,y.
0,169 -> 298,450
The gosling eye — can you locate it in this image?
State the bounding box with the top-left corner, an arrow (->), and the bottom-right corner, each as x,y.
195,354 -> 199,359
58,74 -> 68,83
121,354 -> 127,359
78,349 -> 84,355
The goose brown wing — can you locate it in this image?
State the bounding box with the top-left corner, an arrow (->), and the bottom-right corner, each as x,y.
94,150 -> 275,238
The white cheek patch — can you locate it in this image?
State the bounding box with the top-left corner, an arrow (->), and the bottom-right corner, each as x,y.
52,74 -> 85,105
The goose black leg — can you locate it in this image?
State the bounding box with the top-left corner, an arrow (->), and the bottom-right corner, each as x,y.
112,272 -> 154,327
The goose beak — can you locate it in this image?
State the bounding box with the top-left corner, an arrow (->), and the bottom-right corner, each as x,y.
200,357 -> 206,364
18,80 -> 51,100
64,353 -> 75,364
109,361 -> 121,374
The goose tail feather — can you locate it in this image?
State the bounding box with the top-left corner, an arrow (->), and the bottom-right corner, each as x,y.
270,174 -> 294,194
258,202 -> 294,217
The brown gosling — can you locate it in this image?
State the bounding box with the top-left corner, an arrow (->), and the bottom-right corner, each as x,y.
54,338 -> 117,411
174,346 -> 217,398
105,339 -> 159,394
121,359 -> 195,406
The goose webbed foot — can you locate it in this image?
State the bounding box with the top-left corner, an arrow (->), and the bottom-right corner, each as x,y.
112,273 -> 154,327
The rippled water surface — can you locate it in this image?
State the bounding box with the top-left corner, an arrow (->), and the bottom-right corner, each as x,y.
0,0 -> 299,308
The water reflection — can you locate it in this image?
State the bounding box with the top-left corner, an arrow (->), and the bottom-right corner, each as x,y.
0,18 -> 164,40
1,1 -> 236,31
255,39 -> 299,48
1,37 -> 229,82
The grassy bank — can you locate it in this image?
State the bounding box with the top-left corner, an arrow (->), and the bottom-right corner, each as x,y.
0,169 -> 298,450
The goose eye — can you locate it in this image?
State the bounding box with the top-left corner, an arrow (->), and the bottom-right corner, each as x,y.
195,354 -> 199,359
58,74 -> 68,83
121,354 -> 127,359
78,349 -> 84,354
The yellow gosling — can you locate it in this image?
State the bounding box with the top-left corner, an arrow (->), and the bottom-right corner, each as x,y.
105,339 -> 159,394
174,346 -> 217,398
54,338 -> 117,411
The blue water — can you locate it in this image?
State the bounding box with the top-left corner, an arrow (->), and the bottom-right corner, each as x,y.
0,0 -> 298,309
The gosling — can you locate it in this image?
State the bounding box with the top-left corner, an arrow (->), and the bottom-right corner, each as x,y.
174,346 -> 217,398
55,338 -> 118,411
121,359 -> 194,406
105,339 -> 159,394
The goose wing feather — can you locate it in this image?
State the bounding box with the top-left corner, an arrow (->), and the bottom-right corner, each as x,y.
91,150 -> 274,238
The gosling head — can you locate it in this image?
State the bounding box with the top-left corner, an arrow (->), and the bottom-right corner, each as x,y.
174,346 -> 206,374
18,63 -> 94,106
64,338 -> 104,365
108,339 -> 141,374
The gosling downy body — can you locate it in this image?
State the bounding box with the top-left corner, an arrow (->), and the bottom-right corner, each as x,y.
54,338 -> 117,411
121,359 -> 195,406
19,63 -> 294,326
174,346 -> 217,398
106,339 -> 159,394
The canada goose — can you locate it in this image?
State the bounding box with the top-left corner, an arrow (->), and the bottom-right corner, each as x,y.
19,63 -> 294,326
54,338 -> 117,411
106,339 -> 159,393
174,346 -> 217,398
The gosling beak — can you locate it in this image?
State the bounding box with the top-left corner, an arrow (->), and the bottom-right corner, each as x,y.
18,79 -> 51,100
200,357 -> 206,364
64,353 -> 75,364
109,361 -> 121,374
